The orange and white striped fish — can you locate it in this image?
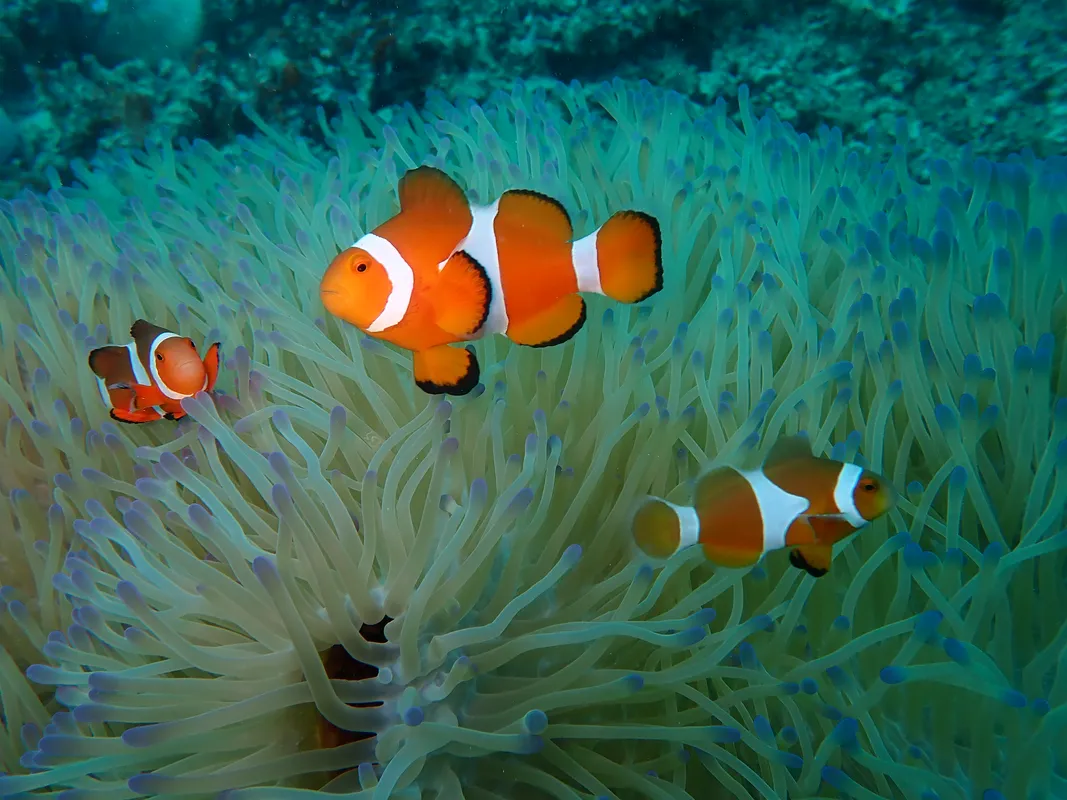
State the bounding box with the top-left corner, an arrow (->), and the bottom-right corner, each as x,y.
319,166 -> 662,395
631,435 -> 897,577
88,320 -> 221,424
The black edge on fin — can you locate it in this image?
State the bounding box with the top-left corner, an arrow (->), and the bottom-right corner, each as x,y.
789,548 -> 828,578
525,297 -> 587,349
415,346 -> 481,397
504,188 -> 573,233
627,210 -> 664,302
457,250 -> 492,335
109,409 -> 147,425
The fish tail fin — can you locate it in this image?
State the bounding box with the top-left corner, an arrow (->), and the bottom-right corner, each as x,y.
631,496 -> 697,560
575,210 -> 662,303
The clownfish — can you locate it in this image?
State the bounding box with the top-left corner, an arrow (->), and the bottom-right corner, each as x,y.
631,435 -> 897,577
87,319 -> 221,424
320,166 -> 663,395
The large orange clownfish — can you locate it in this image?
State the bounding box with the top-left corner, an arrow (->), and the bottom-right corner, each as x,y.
88,320 -> 221,424
320,166 -> 662,395
631,435 -> 897,577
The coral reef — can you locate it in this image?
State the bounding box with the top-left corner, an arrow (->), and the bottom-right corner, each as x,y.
0,78 -> 1065,798
2,1 -> 1066,199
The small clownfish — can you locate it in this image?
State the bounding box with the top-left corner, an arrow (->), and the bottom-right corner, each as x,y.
320,166 -> 663,395
87,319 -> 221,424
631,435 -> 897,577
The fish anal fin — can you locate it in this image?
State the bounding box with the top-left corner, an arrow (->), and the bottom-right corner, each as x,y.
507,294 -> 586,348
498,189 -> 573,243
789,544 -> 832,577
434,251 -> 491,336
130,383 -> 168,410
413,345 -> 480,396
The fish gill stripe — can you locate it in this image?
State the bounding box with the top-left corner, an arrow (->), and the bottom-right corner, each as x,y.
149,333 -> 187,400
571,229 -> 603,294
462,200 -> 508,336
96,377 -> 112,407
668,500 -> 701,553
742,468 -> 811,553
833,463 -> 866,527
127,342 -> 151,385
355,233 -> 415,333
127,340 -> 165,417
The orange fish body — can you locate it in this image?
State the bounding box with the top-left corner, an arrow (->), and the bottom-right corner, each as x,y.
320,166 -> 663,395
631,435 -> 896,577
88,320 -> 221,424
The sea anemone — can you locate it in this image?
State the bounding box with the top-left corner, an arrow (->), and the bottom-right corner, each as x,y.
0,79 -> 1064,799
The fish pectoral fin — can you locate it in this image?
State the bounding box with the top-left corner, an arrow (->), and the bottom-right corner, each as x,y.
807,515 -> 860,544
433,251 -> 491,337
789,544 -> 833,577
413,345 -> 480,396
128,383 -> 168,410
507,294 -> 586,347
110,408 -> 161,425
203,342 -> 222,391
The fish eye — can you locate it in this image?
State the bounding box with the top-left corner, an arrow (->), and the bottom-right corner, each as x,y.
156,353 -> 164,361
356,263 -> 368,273
862,481 -> 878,492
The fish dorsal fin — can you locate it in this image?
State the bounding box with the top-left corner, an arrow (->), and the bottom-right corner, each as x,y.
398,166 -> 472,226
692,465 -> 751,511
130,319 -> 169,344
764,433 -> 814,468
497,189 -> 574,244
88,345 -> 133,382
130,319 -> 171,373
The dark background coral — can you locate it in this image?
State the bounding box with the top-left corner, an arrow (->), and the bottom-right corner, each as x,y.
1,0 -> 1064,197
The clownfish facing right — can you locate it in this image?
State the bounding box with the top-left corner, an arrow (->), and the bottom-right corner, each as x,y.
88,319 -> 221,424
320,166 -> 662,396
631,435 -> 897,577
